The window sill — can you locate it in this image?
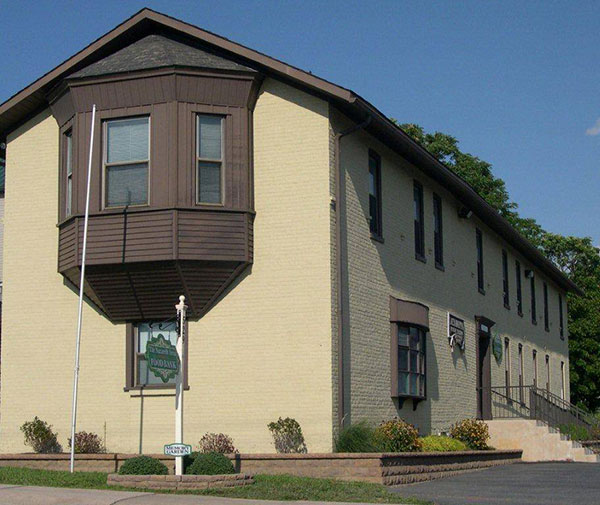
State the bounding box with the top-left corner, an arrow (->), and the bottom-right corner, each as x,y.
370,233 -> 384,244
124,385 -> 190,393
478,287 -> 486,296
504,303 -> 511,310
532,320 -> 538,326
394,394 -> 426,411
415,254 -> 427,264
517,311 -> 523,318
435,262 -> 445,272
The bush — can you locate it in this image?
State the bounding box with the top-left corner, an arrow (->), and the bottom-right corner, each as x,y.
183,451 -> 199,474
68,431 -> 105,454
188,452 -> 235,475
335,422 -> 379,453
449,419 -> 490,450
559,423 -> 592,441
118,456 -> 168,475
373,418 -> 422,453
267,417 -> 307,454
198,433 -> 238,454
20,417 -> 62,453
421,435 -> 468,452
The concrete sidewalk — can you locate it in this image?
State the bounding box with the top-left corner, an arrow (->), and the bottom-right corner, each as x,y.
0,485 -> 406,505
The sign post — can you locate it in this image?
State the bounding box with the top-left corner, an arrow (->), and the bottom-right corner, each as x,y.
175,295 -> 187,476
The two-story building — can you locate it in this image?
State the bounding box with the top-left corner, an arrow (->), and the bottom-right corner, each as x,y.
0,9 -> 579,453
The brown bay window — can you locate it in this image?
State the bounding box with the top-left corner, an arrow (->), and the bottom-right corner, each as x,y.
390,297 -> 428,405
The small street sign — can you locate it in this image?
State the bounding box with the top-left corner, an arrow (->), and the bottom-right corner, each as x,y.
145,334 -> 179,383
164,443 -> 192,457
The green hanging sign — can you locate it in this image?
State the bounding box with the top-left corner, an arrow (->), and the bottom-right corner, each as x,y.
492,333 -> 503,363
145,333 -> 179,383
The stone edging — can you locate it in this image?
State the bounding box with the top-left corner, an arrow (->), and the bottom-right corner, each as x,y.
108,473 -> 254,490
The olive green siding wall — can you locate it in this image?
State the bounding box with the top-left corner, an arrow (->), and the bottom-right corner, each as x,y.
332,108 -> 569,434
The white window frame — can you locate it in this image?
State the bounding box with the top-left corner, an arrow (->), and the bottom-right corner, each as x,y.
195,114 -> 225,206
102,116 -> 151,209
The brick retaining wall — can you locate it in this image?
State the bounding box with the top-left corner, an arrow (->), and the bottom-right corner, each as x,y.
0,450 -> 522,485
108,473 -> 253,490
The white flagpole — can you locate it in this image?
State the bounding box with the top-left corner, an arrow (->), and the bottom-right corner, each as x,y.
70,104 -> 96,473
175,295 -> 187,476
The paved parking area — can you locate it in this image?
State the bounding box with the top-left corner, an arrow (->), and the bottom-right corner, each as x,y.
390,462 -> 600,505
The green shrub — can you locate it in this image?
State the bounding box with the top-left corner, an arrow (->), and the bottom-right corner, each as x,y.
20,417 -> 62,453
335,422 -> 379,453
68,431 -> 105,454
183,451 -> 199,474
267,417 -> 307,454
188,452 -> 235,475
559,423 -> 592,441
420,435 -> 468,452
449,419 -> 490,450
373,418 -> 422,453
118,456 -> 168,475
198,433 -> 237,454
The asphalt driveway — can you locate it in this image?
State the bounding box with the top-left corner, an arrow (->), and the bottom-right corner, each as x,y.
390,462 -> 600,505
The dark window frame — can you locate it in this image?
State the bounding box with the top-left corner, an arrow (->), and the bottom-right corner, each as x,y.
518,343 -> 524,404
368,150 -> 383,240
559,293 -> 564,339
543,282 -> 549,332
476,228 -> 485,294
413,181 -> 425,262
433,193 -> 444,270
64,129 -> 73,218
533,350 -> 538,388
124,321 -> 189,391
393,324 -> 427,400
502,250 -> 510,309
545,354 -> 550,392
504,337 -> 511,401
516,260 -> 523,316
531,276 -> 537,325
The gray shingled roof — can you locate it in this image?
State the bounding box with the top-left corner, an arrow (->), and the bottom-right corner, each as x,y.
69,34 -> 253,78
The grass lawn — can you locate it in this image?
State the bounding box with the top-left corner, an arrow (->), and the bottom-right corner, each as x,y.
0,467 -> 430,504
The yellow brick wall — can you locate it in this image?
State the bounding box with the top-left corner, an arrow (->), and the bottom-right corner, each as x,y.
332,108 -> 569,433
0,78 -> 334,454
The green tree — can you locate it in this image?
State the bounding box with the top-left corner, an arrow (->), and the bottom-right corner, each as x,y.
396,120 -> 600,411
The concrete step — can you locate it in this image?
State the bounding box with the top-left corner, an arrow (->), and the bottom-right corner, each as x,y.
486,419 -> 600,463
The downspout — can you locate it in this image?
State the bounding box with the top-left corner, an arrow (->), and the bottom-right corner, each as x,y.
334,115 -> 371,429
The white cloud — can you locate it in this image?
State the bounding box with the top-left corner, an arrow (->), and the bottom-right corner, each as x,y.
585,118 -> 600,136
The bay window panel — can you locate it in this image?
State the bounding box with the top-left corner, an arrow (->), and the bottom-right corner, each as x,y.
197,161 -> 222,204
398,372 -> 409,394
107,118 -> 149,163
398,349 -> 408,371
395,324 -> 426,399
197,115 -> 223,160
106,163 -> 148,207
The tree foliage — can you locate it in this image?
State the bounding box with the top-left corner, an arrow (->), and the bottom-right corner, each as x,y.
394,120 -> 600,411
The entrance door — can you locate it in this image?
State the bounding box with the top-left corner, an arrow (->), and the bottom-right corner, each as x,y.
476,316 -> 495,420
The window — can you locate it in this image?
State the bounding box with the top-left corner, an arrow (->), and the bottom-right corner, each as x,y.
64,130 -> 73,217
104,117 -> 150,207
559,293 -> 564,339
397,325 -> 426,398
518,344 -> 524,404
502,250 -> 510,309
433,193 -> 443,268
414,181 -> 425,260
545,355 -> 550,392
560,361 -> 566,400
134,322 -> 178,386
530,276 -> 537,324
533,350 -> 538,388
368,150 -> 382,237
504,338 -> 511,400
196,114 -> 224,204
516,261 -> 523,316
476,228 -> 484,293
543,282 -> 549,332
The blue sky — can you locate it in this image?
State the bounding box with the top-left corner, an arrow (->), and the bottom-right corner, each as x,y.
2,1 -> 598,244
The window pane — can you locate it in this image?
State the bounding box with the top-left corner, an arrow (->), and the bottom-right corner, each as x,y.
66,178 -> 72,216
138,357 -> 176,385
410,374 -> 418,395
398,327 -> 409,347
419,375 -> 425,396
107,118 -> 149,163
197,115 -> 222,160
197,161 -> 221,203
136,322 -> 178,386
398,349 -> 408,371
410,350 -> 419,372
398,372 -> 408,394
409,328 -> 420,350
66,133 -> 73,176
106,163 -> 148,206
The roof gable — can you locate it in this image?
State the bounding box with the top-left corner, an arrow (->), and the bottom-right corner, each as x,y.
69,34 -> 253,79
